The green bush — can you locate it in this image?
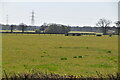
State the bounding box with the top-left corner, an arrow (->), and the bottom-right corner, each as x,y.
86,47 -> 89,49
61,57 -> 67,60
78,56 -> 83,58
59,46 -> 63,48
41,56 -> 44,57
43,52 -> 46,53
73,56 -> 77,58
73,56 -> 83,58
107,50 -> 111,53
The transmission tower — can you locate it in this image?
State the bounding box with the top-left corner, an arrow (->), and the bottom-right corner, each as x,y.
31,10 -> 35,26
6,15 -> 8,25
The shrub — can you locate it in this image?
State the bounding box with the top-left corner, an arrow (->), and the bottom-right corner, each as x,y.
109,35 -> 112,37
61,57 -> 67,60
41,56 -> 44,57
96,34 -> 102,36
73,56 -> 83,58
73,56 -> 77,58
86,47 -> 89,49
43,52 -> 46,53
59,46 -> 63,48
107,50 -> 111,53
78,56 -> 83,58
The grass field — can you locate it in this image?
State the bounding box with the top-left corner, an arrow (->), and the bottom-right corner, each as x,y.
2,34 -> 118,77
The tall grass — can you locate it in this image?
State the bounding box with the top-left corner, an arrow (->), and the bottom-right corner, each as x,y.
2,70 -> 120,80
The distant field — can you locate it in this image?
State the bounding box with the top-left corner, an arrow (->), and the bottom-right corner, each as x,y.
2,34 -> 118,76
0,30 -> 35,32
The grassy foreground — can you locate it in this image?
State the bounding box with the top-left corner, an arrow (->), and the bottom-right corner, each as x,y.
2,34 -> 118,77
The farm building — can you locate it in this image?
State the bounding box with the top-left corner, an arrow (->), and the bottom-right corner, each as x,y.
65,31 -> 102,36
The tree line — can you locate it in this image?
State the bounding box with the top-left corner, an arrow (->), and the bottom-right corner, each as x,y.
1,18 -> 120,35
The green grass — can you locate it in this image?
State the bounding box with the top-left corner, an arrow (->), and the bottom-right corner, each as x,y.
2,34 -> 118,76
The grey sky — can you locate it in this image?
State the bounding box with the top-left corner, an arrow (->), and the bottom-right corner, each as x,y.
0,1 -> 118,26
0,0 -> 119,2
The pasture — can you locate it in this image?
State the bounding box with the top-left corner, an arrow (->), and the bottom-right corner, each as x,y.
2,34 -> 118,77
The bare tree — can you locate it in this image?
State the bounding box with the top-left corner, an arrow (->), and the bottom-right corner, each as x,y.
40,23 -> 48,33
19,23 -> 27,33
115,21 -> 120,35
96,18 -> 112,35
10,25 -> 14,33
115,21 -> 120,27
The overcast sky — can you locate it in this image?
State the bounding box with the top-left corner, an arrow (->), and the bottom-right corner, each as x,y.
0,0 -> 119,26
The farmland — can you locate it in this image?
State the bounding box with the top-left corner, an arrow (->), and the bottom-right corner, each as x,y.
2,34 -> 118,77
